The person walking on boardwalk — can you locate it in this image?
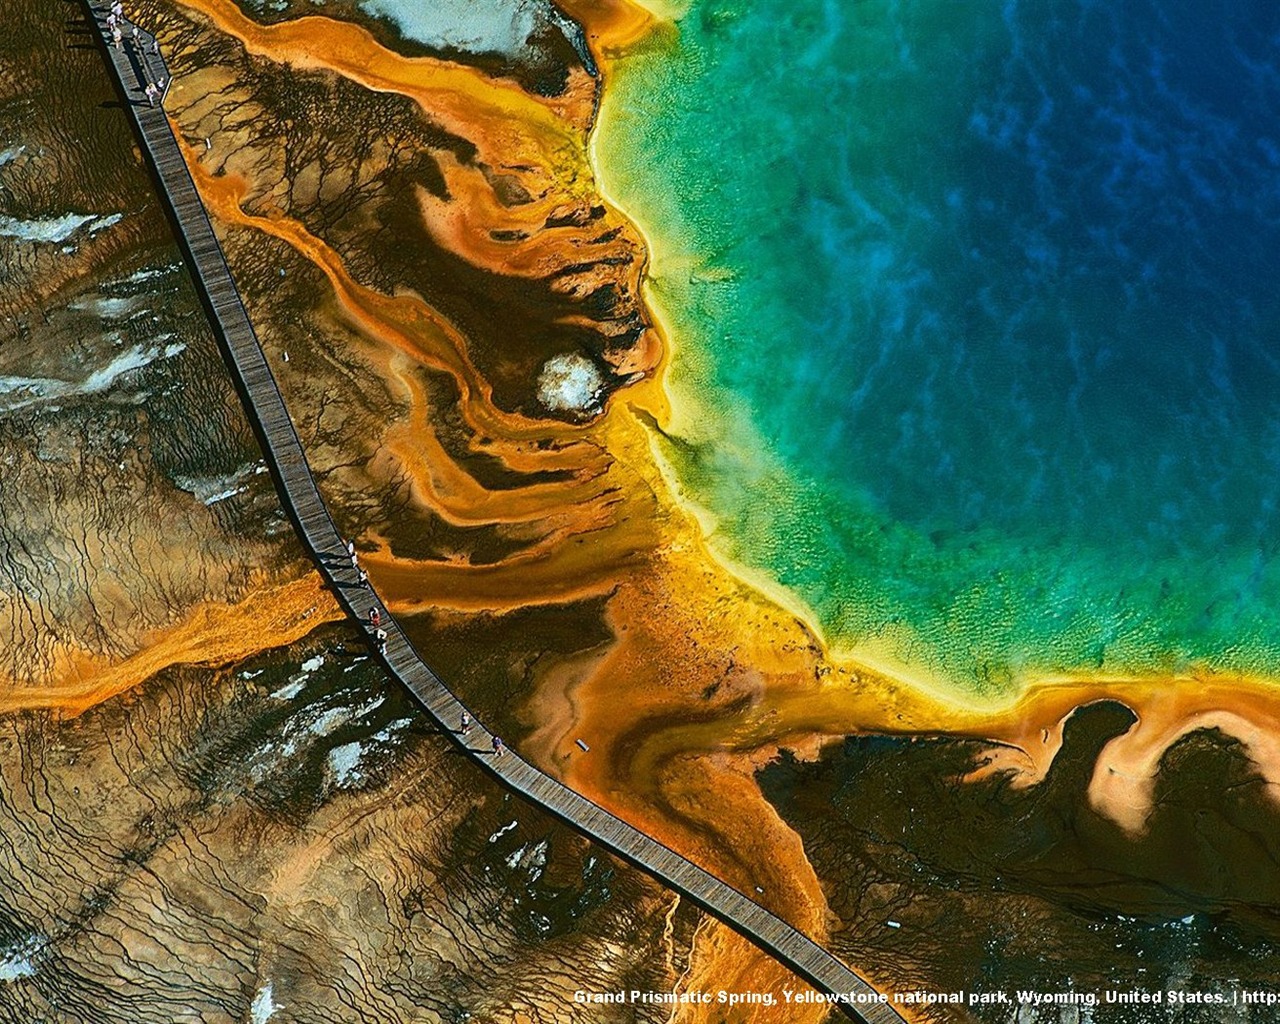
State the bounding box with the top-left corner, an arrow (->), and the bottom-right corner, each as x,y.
144,82 -> 157,106
492,735 -> 504,757
111,0 -> 123,17
106,12 -> 117,30
368,607 -> 381,627
459,711 -> 471,735
111,25 -> 122,49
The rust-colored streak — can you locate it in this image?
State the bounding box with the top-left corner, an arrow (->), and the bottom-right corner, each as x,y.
0,574 -> 341,717
177,133 -> 596,450
146,0 -> 1280,1015
378,353 -> 612,528
170,0 -> 587,157
938,677 -> 1280,833
363,480 -> 655,614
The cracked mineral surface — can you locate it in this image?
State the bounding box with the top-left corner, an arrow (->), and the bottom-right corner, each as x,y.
0,0 -> 316,705
0,629 -> 703,1024
15,0 -> 1277,1020
0,3 -> 711,1021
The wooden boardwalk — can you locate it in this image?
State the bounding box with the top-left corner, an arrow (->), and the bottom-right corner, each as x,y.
79,7 -> 907,1021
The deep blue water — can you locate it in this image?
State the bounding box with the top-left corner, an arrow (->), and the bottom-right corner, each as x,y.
602,0 -> 1280,689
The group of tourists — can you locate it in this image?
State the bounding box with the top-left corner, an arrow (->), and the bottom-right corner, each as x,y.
102,2 -> 166,104
351,548 -> 503,758
456,712 -> 503,755
106,0 -> 123,42
106,2 -> 127,49
348,543 -> 387,655
346,539 -> 370,585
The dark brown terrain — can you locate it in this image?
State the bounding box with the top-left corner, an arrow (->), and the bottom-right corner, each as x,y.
0,4 -> 704,1020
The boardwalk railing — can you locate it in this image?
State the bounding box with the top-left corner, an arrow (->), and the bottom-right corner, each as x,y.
78,7 -> 907,1021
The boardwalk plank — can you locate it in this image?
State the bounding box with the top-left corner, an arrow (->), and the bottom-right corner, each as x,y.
77,7 -> 908,1021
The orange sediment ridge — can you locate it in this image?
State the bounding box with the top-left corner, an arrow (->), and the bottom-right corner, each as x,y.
940,675 -> 1280,833
378,354 -> 612,528
0,574 -> 342,717
171,0 -> 587,159
362,458 -> 657,613
556,0 -> 667,53
178,133 -> 602,451
156,0 -> 1280,1015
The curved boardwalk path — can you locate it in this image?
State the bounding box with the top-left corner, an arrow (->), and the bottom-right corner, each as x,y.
80,7 -> 907,1021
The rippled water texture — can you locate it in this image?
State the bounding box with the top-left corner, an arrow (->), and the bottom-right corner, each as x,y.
600,0 -> 1280,692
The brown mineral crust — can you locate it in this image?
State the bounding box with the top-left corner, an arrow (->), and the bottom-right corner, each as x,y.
140,0 -> 659,418
3,7 -> 707,1022
0,0 -> 314,698
220,0 -> 586,100
0,627 -> 704,1023
756,705 -> 1280,1023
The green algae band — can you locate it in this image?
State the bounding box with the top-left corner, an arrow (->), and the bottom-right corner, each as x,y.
598,0 -> 1280,693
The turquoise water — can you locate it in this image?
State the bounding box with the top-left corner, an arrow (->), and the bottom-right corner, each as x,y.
600,1 -> 1280,692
